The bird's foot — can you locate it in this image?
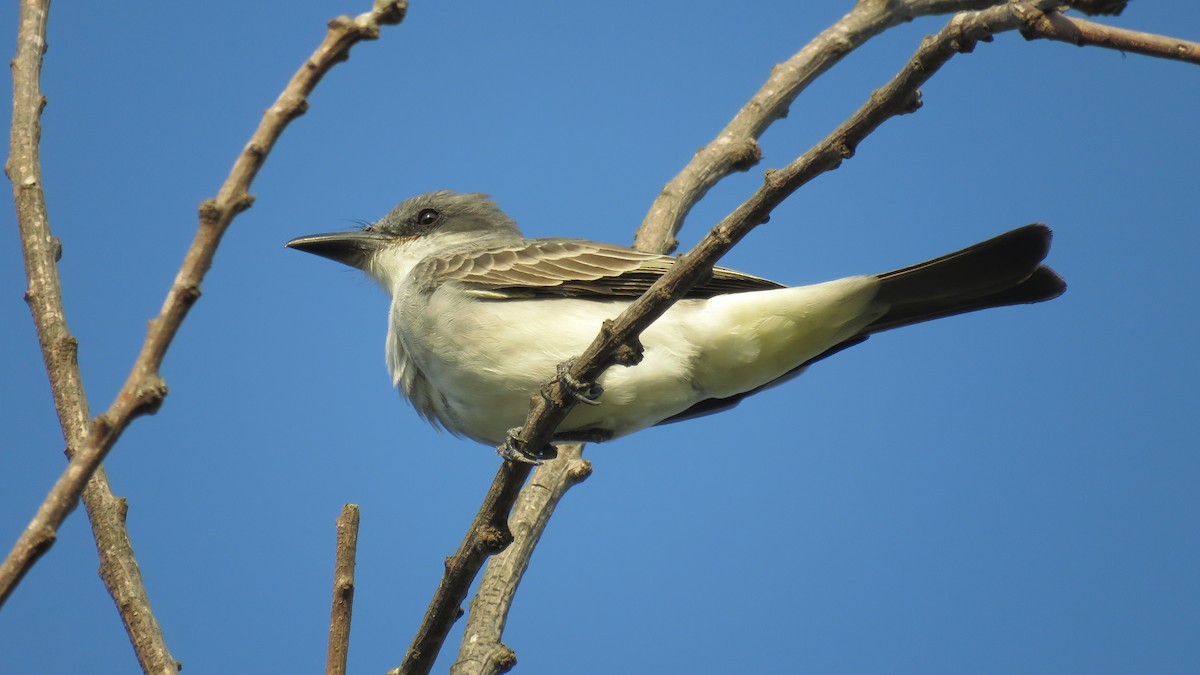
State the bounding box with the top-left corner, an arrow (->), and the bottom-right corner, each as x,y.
497,429 -> 558,465
555,359 -> 603,405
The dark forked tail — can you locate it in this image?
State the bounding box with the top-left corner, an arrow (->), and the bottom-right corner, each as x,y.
867,224 -> 1065,334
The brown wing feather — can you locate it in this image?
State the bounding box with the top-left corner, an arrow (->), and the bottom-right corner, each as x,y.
426,238 -> 783,299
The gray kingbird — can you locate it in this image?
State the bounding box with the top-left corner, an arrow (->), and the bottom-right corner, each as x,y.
287,191 -> 1065,461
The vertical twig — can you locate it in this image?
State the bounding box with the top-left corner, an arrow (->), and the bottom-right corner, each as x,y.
327,504 -> 361,675
6,0 -> 77,603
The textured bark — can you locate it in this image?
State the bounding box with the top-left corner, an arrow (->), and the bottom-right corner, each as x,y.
327,504 -> 362,675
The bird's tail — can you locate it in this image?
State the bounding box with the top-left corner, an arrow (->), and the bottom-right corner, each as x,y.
865,223 -> 1066,334
657,225 -> 1066,426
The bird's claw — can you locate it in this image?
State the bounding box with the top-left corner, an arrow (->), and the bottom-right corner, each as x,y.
497,429 -> 558,465
556,360 -> 603,405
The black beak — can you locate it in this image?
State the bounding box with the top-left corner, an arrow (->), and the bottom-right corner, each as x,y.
284,231 -> 392,270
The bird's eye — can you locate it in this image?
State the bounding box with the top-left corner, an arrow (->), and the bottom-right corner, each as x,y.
417,208 -> 441,226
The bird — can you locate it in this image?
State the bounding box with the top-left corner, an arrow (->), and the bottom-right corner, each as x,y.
286,190 -> 1065,462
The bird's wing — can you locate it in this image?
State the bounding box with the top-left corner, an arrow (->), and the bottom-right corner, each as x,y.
419,238 -> 784,299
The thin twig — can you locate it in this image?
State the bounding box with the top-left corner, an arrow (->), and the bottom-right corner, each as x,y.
393,461 -> 534,675
5,2 -> 179,671
5,0 -> 79,606
0,0 -> 409,610
631,0 -> 1016,255
86,471 -> 178,673
1022,8 -> 1200,63
629,0 -> 1138,255
451,445 -> 591,675
326,504 -> 361,675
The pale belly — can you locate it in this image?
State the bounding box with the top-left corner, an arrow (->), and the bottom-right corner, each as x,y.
392,294 -> 704,445
388,277 -> 879,446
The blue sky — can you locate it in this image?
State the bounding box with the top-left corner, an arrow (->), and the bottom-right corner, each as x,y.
2,1 -> 1198,673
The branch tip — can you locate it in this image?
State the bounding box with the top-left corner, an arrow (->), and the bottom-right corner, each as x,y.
567,459 -> 594,484
373,0 -> 409,25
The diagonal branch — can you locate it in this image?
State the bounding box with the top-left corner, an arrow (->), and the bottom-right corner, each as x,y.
0,0 -> 409,618
394,460 -> 535,675
451,444 -> 591,675
631,0 -> 1017,255
631,0 -> 1146,254
1020,8 -> 1200,63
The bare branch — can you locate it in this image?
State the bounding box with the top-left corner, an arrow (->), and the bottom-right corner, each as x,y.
327,504 -> 361,675
629,0 -> 1183,253
5,0 -> 75,599
0,0 -> 409,612
5,2 -> 179,671
393,460 -> 534,675
451,445 -> 592,675
86,472 -> 179,674
1023,9 -> 1200,63
631,0 -> 1015,254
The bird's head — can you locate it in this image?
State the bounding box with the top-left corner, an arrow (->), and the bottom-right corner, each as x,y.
285,190 -> 522,275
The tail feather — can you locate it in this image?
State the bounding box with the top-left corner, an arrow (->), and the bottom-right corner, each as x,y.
868,224 -> 1065,333
656,224 -> 1066,426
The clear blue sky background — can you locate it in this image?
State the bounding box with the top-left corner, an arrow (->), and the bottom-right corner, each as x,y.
3,2 -> 1198,673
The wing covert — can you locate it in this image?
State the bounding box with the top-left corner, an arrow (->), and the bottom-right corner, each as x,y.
418,238 -> 783,299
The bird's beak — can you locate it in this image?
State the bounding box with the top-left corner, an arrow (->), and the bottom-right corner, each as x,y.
284,231 -> 392,270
